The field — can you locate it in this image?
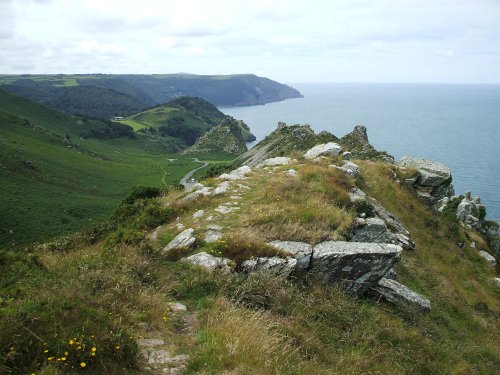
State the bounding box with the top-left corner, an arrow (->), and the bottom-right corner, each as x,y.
0,91 -> 211,247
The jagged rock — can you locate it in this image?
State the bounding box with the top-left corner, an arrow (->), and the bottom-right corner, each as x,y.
385,268 -> 397,280
310,241 -> 402,293
494,278 -> 500,287
456,193 -> 486,230
219,166 -> 252,180
257,157 -> 293,168
372,278 -> 431,312
241,256 -> 297,279
399,157 -> 454,204
349,187 -> 367,203
478,250 -> 497,266
350,218 -> 389,243
332,161 -> 360,177
204,230 -> 222,243
182,186 -> 212,201
192,210 -> 205,219
213,181 -> 231,195
304,142 -> 342,160
268,240 -> 313,271
181,252 -> 233,273
168,302 -> 187,312
342,151 -> 352,160
340,125 -> 393,162
163,229 -> 195,253
185,183 -> 204,192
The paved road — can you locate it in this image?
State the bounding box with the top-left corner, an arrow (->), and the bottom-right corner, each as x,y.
180,158 -> 209,188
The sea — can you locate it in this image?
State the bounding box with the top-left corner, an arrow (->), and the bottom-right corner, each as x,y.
220,83 -> 500,222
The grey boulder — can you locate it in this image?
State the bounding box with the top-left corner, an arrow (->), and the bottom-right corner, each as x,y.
350,217 -> 389,243
372,277 -> 431,312
478,250 -> 497,266
304,142 -> 342,160
268,240 -> 313,271
181,252 -> 233,273
310,241 -> 402,293
241,257 -> 297,279
163,229 -> 196,253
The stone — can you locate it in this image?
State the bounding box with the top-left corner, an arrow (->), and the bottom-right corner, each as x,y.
192,210 -> 205,219
310,241 -> 402,293
162,229 -> 195,253
241,257 -> 297,279
285,169 -> 298,176
204,230 -> 222,243
372,278 -> 431,312
385,268 -> 397,280
494,278 -> 500,287
218,165 -> 252,180
213,181 -> 231,195
168,302 -> 187,312
145,349 -> 188,365
149,226 -> 162,241
342,151 -> 352,160
207,224 -> 223,231
257,157 -> 293,168
268,241 -> 313,271
478,250 -> 497,266
237,183 -> 251,190
181,186 -> 212,202
185,183 -> 204,192
304,142 -> 342,160
349,187 -> 367,203
181,252 -> 233,273
332,161 -> 360,177
215,205 -> 238,214
350,217 -> 389,243
399,157 -> 452,187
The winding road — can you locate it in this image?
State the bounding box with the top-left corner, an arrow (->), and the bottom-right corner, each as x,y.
180,158 -> 209,188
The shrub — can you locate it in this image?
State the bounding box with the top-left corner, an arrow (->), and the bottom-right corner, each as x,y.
122,185 -> 164,204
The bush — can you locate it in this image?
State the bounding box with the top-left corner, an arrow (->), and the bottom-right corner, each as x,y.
122,185 -> 164,204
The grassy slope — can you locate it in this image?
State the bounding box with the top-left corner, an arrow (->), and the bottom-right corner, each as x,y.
0,91 -> 202,247
1,156 -> 497,374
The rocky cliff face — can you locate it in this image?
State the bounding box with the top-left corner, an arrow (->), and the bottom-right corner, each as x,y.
182,116 -> 255,156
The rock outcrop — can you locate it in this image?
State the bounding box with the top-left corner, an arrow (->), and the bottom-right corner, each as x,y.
304,142 -> 342,160
309,241 -> 402,294
267,240 -> 313,271
241,257 -> 297,279
399,157 -> 454,205
181,252 -> 233,273
340,125 -> 394,162
372,278 -> 431,312
162,228 -> 196,253
256,157 -> 293,168
219,166 -> 252,180
478,250 -> 497,266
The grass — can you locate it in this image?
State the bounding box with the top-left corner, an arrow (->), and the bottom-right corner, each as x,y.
1,156 -> 499,373
116,119 -> 149,131
0,91 -> 210,247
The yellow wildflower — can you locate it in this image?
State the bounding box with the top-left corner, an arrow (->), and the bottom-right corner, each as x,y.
115,345 -> 120,350
61,357 -> 66,361
64,351 -> 69,356
69,339 -> 74,345
80,362 -> 86,368
91,352 -> 96,357
44,349 -> 49,353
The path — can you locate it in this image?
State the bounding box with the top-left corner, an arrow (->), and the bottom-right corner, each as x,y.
180,158 -> 209,188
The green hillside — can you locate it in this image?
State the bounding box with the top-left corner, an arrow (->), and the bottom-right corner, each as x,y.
0,90 -> 203,247
0,74 -> 303,118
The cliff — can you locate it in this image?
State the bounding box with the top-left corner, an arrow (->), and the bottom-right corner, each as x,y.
1,125 -> 499,374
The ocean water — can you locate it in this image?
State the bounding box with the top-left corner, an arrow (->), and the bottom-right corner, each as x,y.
221,83 -> 500,222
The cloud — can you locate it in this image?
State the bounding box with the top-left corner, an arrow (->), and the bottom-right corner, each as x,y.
0,0 -> 499,82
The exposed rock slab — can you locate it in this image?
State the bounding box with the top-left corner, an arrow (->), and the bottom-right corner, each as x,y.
219,165 -> 252,180
192,210 -> 205,219
257,157 -> 293,168
478,250 -> 497,266
241,257 -> 297,279
163,229 -> 195,253
350,217 -> 389,243
182,186 -> 212,202
181,252 -> 233,273
168,302 -> 187,312
268,241 -> 313,271
304,142 -> 342,160
213,181 -> 231,195
332,161 -> 360,177
494,278 -> 500,288
204,230 -> 222,243
372,277 -> 431,312
310,241 -> 402,293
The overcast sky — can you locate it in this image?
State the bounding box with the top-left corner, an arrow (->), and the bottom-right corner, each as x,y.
1,0 -> 500,83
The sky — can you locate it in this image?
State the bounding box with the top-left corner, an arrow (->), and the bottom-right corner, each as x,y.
1,0 -> 500,83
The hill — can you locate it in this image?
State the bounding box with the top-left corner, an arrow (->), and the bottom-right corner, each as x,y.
0,89 -> 205,247
182,116 -> 254,156
1,124 -> 498,374
0,74 -> 303,118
